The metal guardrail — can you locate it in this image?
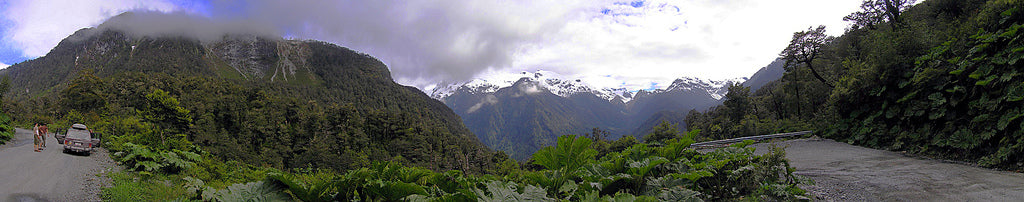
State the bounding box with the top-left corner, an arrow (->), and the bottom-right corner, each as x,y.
689,131 -> 813,148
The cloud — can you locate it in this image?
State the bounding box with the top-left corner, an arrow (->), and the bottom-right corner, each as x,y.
520,83 -> 543,95
228,0 -> 602,89
0,62 -> 8,70
511,0 -> 864,90
1,0 -> 178,58
467,94 -> 498,113
92,11 -> 279,43
0,0 -> 866,92
222,0 -> 863,91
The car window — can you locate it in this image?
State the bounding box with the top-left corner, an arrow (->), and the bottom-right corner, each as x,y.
67,129 -> 91,139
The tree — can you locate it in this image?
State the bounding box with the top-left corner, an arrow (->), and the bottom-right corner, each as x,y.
781,25 -> 835,88
0,76 -> 8,110
844,0 -> 917,30
0,76 -> 9,100
722,84 -> 751,122
644,121 -> 679,143
139,89 -> 193,149
684,109 -> 703,130
62,71 -> 107,113
583,127 -> 610,142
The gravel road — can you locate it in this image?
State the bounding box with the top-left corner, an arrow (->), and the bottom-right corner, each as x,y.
755,138 -> 1024,201
0,128 -> 118,202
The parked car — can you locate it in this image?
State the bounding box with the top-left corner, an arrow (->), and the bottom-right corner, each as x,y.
56,123 -> 101,155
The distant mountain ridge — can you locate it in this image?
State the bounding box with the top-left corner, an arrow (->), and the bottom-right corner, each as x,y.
431,70 -> 754,159
742,59 -> 786,93
430,71 -> 634,103
430,71 -> 746,104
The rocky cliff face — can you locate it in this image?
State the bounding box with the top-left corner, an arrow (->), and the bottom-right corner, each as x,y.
210,35 -> 280,79
207,36 -> 316,82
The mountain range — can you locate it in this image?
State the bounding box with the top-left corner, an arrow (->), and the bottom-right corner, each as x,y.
430,62 -> 783,159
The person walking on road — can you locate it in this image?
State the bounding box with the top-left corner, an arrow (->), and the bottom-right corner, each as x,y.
39,123 -> 48,148
33,123 -> 41,152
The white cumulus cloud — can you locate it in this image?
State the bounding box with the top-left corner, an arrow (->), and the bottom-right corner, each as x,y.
1,0 -> 178,58
0,0 -> 867,92
510,0 -> 863,90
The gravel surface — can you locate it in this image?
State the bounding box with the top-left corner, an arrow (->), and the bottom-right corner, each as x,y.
0,128 -> 119,202
754,137 -> 1024,201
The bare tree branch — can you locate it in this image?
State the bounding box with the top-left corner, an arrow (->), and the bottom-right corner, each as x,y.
780,25 -> 835,88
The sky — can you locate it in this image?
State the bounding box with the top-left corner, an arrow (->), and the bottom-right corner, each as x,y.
0,0 -> 866,91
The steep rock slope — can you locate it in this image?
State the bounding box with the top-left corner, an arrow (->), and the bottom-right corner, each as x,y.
742,59 -> 786,93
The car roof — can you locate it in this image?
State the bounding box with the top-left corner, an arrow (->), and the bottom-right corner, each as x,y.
71,123 -> 88,130
68,128 -> 91,139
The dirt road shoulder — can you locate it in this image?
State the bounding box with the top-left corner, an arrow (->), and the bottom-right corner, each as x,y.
756,138 -> 1024,201
0,128 -> 119,202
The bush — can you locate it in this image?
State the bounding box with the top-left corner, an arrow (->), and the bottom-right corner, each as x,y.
113,142 -> 201,174
247,133 -> 810,201
0,113 -> 13,144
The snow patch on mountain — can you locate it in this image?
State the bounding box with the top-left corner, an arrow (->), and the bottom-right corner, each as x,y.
662,77 -> 748,100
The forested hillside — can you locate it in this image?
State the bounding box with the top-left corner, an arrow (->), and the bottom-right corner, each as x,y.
688,0 -> 1024,170
449,79 -> 630,160
0,12 -> 502,173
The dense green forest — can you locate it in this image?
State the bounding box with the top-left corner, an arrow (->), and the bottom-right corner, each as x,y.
687,0 -> 1024,170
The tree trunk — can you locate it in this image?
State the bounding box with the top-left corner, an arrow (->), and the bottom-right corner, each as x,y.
794,82 -> 802,117
884,0 -> 903,30
805,62 -> 835,88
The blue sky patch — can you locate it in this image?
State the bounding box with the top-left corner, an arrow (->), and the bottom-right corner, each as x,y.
0,9 -> 30,66
630,1 -> 644,8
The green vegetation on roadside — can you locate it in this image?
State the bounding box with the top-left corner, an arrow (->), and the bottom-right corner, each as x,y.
0,76 -> 11,144
688,0 -> 1024,170
100,126 -> 807,201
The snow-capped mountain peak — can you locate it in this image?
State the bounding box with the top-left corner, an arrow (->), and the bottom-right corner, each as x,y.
663,77 -> 748,100
429,70 -> 631,102
428,79 -> 501,100
429,71 -> 746,102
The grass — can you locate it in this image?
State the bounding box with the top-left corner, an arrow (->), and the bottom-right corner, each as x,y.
102,172 -> 188,201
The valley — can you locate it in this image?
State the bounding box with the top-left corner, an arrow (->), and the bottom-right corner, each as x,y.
428,69 -> 776,159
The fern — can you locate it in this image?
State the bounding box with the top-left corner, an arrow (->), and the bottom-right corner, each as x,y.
212,181 -> 290,202
266,172 -> 338,202
472,181 -> 554,202
532,135 -> 597,172
362,180 -> 428,201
